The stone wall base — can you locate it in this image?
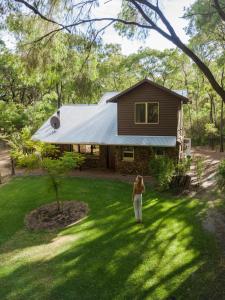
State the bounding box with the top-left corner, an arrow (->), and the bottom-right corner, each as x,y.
115,145 -> 180,175
58,144 -> 180,175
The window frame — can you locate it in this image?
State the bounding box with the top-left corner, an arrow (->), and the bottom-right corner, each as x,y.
135,102 -> 159,125
122,146 -> 134,162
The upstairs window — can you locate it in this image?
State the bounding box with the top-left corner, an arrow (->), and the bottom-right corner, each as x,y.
135,103 -> 146,123
135,102 -> 159,124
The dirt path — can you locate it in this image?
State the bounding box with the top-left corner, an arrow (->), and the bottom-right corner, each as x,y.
191,147 -> 225,252
191,147 -> 225,189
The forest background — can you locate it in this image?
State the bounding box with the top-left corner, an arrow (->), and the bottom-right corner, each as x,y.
0,0 -> 224,151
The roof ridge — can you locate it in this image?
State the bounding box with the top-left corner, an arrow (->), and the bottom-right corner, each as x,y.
107,78 -> 189,103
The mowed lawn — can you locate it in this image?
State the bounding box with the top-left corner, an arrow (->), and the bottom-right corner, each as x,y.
0,177 -> 224,300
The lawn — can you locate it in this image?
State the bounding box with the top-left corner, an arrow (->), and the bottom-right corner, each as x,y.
0,176 -> 224,300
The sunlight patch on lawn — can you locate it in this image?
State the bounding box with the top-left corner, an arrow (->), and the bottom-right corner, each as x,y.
0,230 -> 82,277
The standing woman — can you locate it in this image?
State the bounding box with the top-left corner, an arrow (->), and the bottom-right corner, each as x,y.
132,175 -> 145,223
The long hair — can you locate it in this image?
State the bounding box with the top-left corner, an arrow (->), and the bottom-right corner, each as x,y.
136,175 -> 144,190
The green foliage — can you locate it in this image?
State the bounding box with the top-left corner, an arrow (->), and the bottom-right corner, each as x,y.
42,152 -> 82,176
176,157 -> 192,176
194,157 -> 205,186
204,123 -> 219,138
42,152 -> 85,211
149,155 -> 175,190
16,153 -> 40,169
0,101 -> 28,134
217,159 -> 225,191
9,127 -> 59,164
0,1 -> 225,151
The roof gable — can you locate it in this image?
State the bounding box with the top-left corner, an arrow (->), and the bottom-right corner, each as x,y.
107,78 -> 189,103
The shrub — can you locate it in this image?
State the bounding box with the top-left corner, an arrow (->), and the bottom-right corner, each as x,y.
176,157 -> 192,176
9,127 -> 59,161
16,153 -> 40,169
149,156 -> 175,190
194,157 -> 204,186
217,159 -> 225,191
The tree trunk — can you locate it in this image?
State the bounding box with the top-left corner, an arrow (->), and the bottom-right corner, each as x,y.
220,98 -> 224,152
55,183 -> 60,212
11,157 -> 15,176
56,82 -> 63,109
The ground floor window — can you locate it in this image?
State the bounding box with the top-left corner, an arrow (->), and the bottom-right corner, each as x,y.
122,146 -> 134,161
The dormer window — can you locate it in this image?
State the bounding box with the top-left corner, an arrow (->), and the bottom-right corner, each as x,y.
135,102 -> 159,124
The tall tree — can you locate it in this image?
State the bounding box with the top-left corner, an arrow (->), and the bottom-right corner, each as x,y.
4,0 -> 225,104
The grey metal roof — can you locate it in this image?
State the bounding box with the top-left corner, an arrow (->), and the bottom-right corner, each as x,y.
32,93 -> 177,147
98,92 -> 120,105
173,90 -> 188,98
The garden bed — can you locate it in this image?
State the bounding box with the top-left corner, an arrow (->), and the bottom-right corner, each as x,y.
25,200 -> 89,231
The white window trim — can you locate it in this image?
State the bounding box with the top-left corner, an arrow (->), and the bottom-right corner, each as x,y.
122,147 -> 134,162
135,102 -> 159,124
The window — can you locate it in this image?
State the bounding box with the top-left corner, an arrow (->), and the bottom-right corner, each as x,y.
135,102 -> 159,124
147,103 -> 159,123
122,146 -> 134,161
135,103 -> 146,123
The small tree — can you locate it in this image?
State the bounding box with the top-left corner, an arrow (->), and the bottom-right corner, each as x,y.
42,152 -> 85,212
15,150 -> 85,211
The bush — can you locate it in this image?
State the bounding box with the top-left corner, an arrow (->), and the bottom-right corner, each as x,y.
149,156 -> 175,190
176,157 -> 192,176
217,159 -> 225,191
16,153 -> 40,169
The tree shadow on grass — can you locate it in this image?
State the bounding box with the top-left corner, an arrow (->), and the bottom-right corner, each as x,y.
1,184 -> 224,300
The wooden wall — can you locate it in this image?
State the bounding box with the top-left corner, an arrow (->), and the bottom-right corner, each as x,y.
117,82 -> 181,136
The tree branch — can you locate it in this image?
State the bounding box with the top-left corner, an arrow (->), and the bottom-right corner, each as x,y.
13,0 -> 71,33
13,0 -> 225,102
213,0 -> 225,22
134,0 -> 179,38
128,0 -> 225,101
128,0 -> 173,41
26,17 -> 154,44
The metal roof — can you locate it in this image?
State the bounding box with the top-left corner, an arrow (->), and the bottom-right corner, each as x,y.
32,93 -> 177,147
173,90 -> 188,98
98,92 -> 120,105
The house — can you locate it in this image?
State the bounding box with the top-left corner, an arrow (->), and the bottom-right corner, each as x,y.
32,79 -> 189,174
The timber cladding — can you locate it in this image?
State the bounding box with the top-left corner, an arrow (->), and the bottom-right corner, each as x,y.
117,82 -> 181,136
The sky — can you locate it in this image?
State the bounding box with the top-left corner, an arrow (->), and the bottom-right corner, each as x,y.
93,0 -> 196,55
2,0 -> 196,55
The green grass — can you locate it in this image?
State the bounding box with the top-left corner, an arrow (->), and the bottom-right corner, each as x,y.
0,176 -> 224,300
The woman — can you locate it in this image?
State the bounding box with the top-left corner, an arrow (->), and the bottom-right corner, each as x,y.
132,175 -> 145,223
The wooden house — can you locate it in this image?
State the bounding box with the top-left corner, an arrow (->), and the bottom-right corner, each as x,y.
33,79 -> 189,174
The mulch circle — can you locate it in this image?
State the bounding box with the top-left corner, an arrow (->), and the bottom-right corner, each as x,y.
25,201 -> 89,231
